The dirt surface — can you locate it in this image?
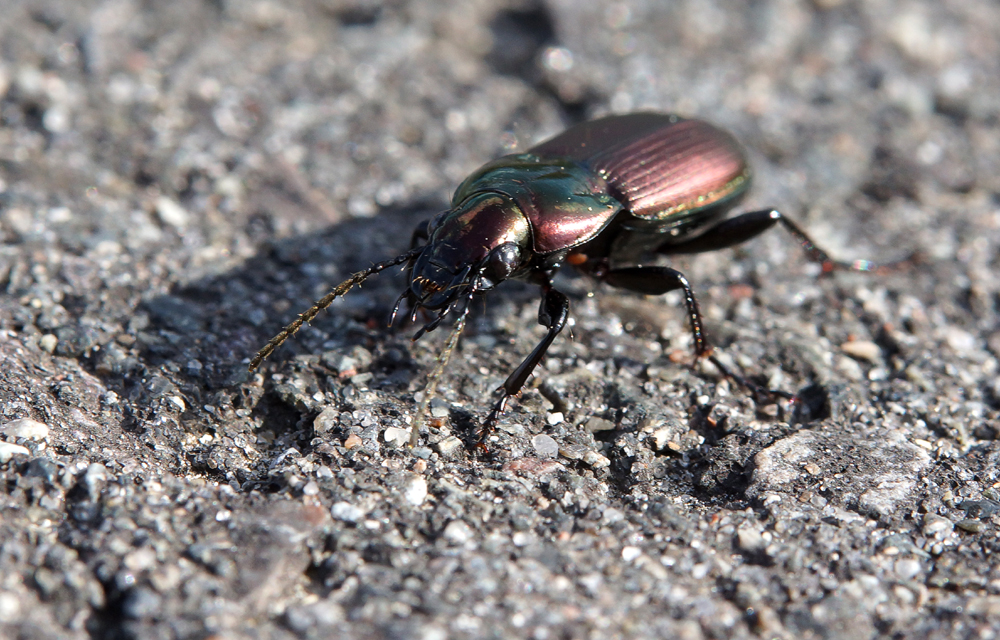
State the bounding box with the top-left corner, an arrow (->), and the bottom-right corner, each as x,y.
2,1 -> 999,638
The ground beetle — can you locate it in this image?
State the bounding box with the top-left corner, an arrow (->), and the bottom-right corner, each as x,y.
250,113 -> 883,447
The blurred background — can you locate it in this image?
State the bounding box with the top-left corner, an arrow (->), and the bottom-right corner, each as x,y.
1,1 -> 998,638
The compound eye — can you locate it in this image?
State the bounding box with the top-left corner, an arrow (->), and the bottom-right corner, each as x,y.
483,243 -> 520,285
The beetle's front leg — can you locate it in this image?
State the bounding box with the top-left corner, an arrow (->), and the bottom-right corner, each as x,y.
389,220 -> 432,327
478,283 -> 569,447
410,219 -> 431,249
603,266 -> 790,403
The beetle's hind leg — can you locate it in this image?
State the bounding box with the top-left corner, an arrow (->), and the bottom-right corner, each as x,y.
603,266 -> 790,404
656,208 -> 893,273
478,282 -> 569,449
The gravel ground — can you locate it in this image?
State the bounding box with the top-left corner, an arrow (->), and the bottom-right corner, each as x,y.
2,0 -> 999,638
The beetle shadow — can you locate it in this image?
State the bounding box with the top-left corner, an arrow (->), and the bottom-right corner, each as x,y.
119,201 -> 549,456
111,196 -> 870,481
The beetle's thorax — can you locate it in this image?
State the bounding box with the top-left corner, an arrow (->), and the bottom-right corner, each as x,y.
438,192 -> 531,251
409,192 -> 531,310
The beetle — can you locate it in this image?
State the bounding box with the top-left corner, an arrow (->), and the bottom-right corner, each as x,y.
249,113 -> 882,446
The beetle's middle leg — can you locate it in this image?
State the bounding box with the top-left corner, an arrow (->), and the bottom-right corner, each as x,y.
603,266 -> 708,355
409,216 -> 434,247
603,266 -> 790,403
478,283 -> 569,447
388,220 -> 433,327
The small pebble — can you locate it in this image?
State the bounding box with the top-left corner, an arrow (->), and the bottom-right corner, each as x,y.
436,436 -> 463,457
313,407 -> 338,434
944,327 -> 976,354
585,417 -> 615,432
349,373 -> 372,387
923,515 -> 953,536
558,444 -> 588,460
383,427 -> 411,446
155,195 -> 190,228
429,399 -> 450,418
894,558 -> 922,580
502,458 -> 563,477
0,442 -> 31,463
583,450 -> 610,469
579,573 -> 604,596
333,356 -> 358,377
1,418 -> 50,441
621,546 -> 641,561
835,356 -> 864,381
123,548 -> 158,572
404,476 -> 428,506
603,508 -> 625,524
652,427 -> 672,450
956,519 -> 985,533
737,526 -> 766,553
84,463 -> 108,486
331,502 -> 364,523
531,434 -> 558,458
411,447 -> 433,460
841,340 -> 882,363
443,520 -> 473,544
39,334 -> 58,353
343,434 -> 362,450
316,465 -> 334,479
512,531 -> 532,547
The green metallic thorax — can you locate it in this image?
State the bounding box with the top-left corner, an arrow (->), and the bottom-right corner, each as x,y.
451,154 -> 623,256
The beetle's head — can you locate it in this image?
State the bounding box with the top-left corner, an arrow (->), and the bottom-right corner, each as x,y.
404,193 -> 530,328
